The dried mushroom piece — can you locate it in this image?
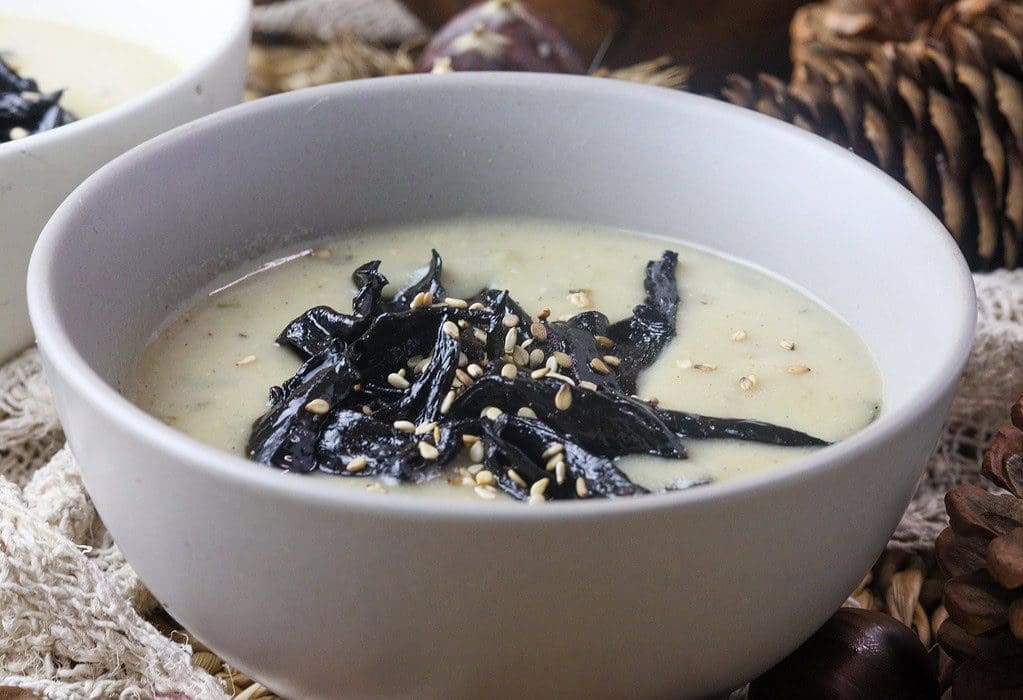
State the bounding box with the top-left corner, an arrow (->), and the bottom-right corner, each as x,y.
0,56 -> 76,143
249,249 -> 830,499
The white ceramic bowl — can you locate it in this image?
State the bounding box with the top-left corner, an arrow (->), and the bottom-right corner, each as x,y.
28,75 -> 975,699
0,0 -> 250,362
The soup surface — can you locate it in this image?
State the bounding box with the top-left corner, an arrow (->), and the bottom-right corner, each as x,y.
0,14 -> 178,119
133,219 -> 882,499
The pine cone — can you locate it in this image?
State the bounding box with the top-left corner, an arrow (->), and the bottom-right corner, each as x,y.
937,393 -> 1023,698
722,0 -> 1023,271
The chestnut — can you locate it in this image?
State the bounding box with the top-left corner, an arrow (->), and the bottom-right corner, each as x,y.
415,0 -> 585,74
748,607 -> 939,699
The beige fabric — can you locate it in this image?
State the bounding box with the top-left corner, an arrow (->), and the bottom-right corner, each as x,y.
0,272 -> 1018,694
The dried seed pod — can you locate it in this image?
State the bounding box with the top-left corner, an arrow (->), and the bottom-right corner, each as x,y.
748,608 -> 939,700
415,0 -> 585,75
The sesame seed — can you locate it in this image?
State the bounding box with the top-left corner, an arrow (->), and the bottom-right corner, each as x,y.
312,248 -> 332,259
9,126 -> 29,140
529,348 -> 545,368
528,494 -> 546,505
547,372 -> 576,386
676,359 -> 693,369
553,351 -> 572,368
407,355 -> 423,368
475,469 -> 496,486
787,365 -> 811,375
393,420 -> 416,433
366,482 -> 388,494
780,339 -> 796,351
235,355 -> 257,367
345,456 -> 368,473
414,357 -> 431,374
467,463 -> 483,475
555,384 -> 573,411
567,290 -> 593,308
646,396 -> 660,406
304,398 -> 330,414
589,357 -> 610,375
387,373 -> 410,389
353,384 -> 362,392
530,322 -> 548,341
361,405 -> 373,415
470,440 -> 485,462
474,328 -> 488,344
457,319 -> 470,329
398,368 -> 407,378
441,390 -> 456,414
475,485 -> 497,500
501,363 -> 518,379
508,469 -> 527,488
512,345 -> 530,366
739,375 -> 758,391
469,302 -> 485,310
579,381 -> 598,391
418,441 -> 440,460
410,291 -> 433,310
594,335 -> 614,349
555,461 -> 567,485
455,368 -> 474,386
484,406 -> 503,421
521,338 -> 534,349
541,443 -> 564,459
730,329 -> 748,342
602,355 -> 620,367
467,363 -> 484,379
694,363 -> 718,372
531,367 -> 550,379
576,477 -> 589,498
415,421 -> 436,435
531,477 -> 551,496
442,321 -> 460,340
545,356 -> 558,373
462,433 -> 481,445
504,328 -> 518,353
502,314 -> 520,328
445,297 -> 468,308
537,308 -> 551,320
517,407 -> 538,418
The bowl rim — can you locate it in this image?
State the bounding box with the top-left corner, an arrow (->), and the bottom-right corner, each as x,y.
27,73 -> 977,521
0,0 -> 251,156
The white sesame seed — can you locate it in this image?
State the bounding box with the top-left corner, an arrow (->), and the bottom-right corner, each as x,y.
675,359 -> 693,369
415,421 -> 436,435
407,355 -> 423,368
529,348 -> 545,368
414,357 -> 431,374
361,405 -> 373,415
546,456 -> 564,472
366,482 -> 388,494
469,302 -> 485,311
418,441 -> 440,460
555,461 -> 567,485
553,351 -> 572,368
739,375 -> 758,391
9,126 -> 29,140
398,368 -> 407,378
474,328 -> 488,344
442,321 -> 460,340
410,291 -> 433,310
508,469 -> 528,488
531,477 -> 551,496
730,329 -> 748,342
594,335 -> 614,349
780,339 -> 796,351
547,372 -> 576,386
501,363 -> 517,380
504,327 -> 518,353
545,356 -> 558,373
458,352 -> 469,368
517,407 -> 538,418
312,248 -> 332,259
455,368 -> 474,386
470,440 -> 485,463
304,398 -> 330,414
393,420 -> 416,433
462,433 -> 481,445
460,475 -> 476,487
694,363 -> 718,372
235,355 -> 257,367
567,290 -> 593,308
512,345 -> 530,366
441,390 -> 456,414
502,314 -> 519,328
602,355 -> 620,367
457,319 -> 470,330
445,297 -> 468,308
575,477 -> 589,498
528,494 -> 546,505
531,367 -> 550,380
579,381 -> 598,391
484,406 -> 503,421
475,469 -> 496,486
590,357 -> 610,375
345,456 -> 368,473
475,485 -> 497,500
467,463 -> 484,475
467,363 -> 484,379
646,396 -> 660,406
530,322 -> 548,341
387,373 -> 410,389
787,365 -> 811,375
541,443 -> 564,459
555,384 -> 573,411
520,338 -> 534,349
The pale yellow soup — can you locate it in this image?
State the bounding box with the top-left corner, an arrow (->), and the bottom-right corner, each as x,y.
133,219 -> 883,500
0,15 -> 179,120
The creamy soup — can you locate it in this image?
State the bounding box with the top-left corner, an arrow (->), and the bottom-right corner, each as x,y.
0,14 -> 178,120
133,219 -> 882,500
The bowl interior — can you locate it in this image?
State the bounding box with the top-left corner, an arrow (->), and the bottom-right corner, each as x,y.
30,75 -> 974,488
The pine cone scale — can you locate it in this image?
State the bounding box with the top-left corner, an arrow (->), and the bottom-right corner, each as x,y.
986,526 -> 1023,588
